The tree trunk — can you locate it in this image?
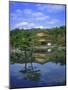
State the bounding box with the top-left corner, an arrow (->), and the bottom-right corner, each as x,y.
30,48 -> 34,70
24,48 -> 27,71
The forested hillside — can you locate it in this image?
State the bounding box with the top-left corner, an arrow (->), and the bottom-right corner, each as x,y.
10,26 -> 66,49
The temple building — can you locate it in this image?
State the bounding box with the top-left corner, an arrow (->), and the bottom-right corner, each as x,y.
36,31 -> 51,46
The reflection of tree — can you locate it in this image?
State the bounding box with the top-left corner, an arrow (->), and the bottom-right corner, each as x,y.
20,63 -> 41,82
48,49 -> 66,65
11,48 -> 65,65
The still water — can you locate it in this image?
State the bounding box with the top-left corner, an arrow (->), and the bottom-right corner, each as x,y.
10,61 -> 66,89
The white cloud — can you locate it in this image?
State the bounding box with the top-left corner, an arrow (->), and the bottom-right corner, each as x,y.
10,9 -> 25,22
14,21 -> 46,29
31,11 -> 50,21
36,4 -> 46,10
32,12 -> 44,17
23,8 -> 45,17
22,9 -> 50,21
16,9 -> 22,13
15,22 -> 28,27
14,21 -> 36,29
47,5 -> 65,12
47,19 -> 60,24
15,22 -> 29,29
35,16 -> 49,21
36,4 -> 65,13
10,13 -> 17,21
23,9 -> 32,14
36,26 -> 44,29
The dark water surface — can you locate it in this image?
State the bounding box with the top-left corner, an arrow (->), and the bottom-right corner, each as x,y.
10,61 -> 66,89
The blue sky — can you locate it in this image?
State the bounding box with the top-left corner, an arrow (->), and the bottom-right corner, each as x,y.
9,1 -> 66,30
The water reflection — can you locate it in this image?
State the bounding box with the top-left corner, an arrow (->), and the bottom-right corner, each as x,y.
10,47 -> 66,88
10,47 -> 65,65
10,62 -> 66,89
20,65 -> 40,82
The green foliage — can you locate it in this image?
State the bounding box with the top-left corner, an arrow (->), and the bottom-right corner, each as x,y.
10,26 -> 66,64
10,26 -> 66,49
48,26 -> 66,46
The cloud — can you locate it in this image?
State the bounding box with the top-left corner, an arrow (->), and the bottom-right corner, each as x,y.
32,12 -> 44,17
23,9 -> 50,21
23,9 -> 45,17
31,11 -> 50,21
35,16 -> 49,21
46,5 -> 65,12
36,4 -> 47,10
16,9 -> 22,13
36,25 -> 44,29
10,3 -> 65,30
10,9 -> 25,22
36,4 -> 65,13
46,19 -> 60,25
14,21 -> 47,29
10,13 -> 18,22
10,13 -> 16,18
15,22 -> 28,27
14,21 -> 36,29
23,9 -> 32,14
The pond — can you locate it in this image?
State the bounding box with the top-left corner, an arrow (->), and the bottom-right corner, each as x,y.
10,62 -> 66,89
10,48 -> 66,89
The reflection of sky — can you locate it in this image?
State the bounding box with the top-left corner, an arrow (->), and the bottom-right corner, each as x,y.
10,64 -> 25,78
10,62 -> 65,88
9,1 -> 66,30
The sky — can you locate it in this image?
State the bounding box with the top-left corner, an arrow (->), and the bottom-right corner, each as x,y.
9,1 -> 66,30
